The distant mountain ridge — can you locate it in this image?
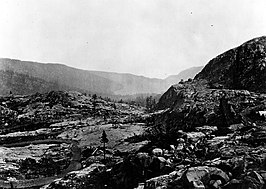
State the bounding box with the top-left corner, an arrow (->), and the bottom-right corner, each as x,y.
165,66 -> 203,84
0,58 -> 202,96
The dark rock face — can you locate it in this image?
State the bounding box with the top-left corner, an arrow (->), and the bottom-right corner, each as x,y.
157,80 -> 208,110
195,36 -> 266,93
155,81 -> 265,137
156,85 -> 183,110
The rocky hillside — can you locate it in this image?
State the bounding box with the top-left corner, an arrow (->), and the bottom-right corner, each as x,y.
195,36 -> 266,93
139,36 -> 266,189
156,80 -> 265,132
157,36 -> 266,134
0,59 -> 121,95
0,70 -> 86,95
0,58 -> 202,96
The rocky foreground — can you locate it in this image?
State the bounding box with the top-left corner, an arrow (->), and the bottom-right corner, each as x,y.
0,91 -> 147,188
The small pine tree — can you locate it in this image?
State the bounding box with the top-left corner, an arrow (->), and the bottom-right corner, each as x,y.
152,98 -> 156,110
146,96 -> 156,113
92,94 -> 97,100
100,130 -> 109,161
146,96 -> 151,112
113,103 -> 117,110
92,94 -> 97,112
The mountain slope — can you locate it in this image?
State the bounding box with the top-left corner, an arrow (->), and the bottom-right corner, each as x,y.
0,70 -> 88,96
0,59 -> 122,95
0,58 -> 203,96
195,36 -> 266,93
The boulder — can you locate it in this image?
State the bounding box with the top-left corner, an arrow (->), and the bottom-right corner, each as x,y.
195,126 -> 218,134
210,179 -> 222,188
184,166 -> 229,189
152,148 -> 163,156
144,170 -> 184,189
186,132 -> 206,143
229,123 -> 245,132
43,163 -> 106,189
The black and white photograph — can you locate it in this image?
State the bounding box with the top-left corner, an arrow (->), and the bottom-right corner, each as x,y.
0,0 -> 266,188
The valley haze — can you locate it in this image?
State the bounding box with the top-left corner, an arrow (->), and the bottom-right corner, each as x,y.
0,58 -> 203,96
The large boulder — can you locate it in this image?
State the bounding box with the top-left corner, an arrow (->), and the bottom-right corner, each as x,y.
43,163 -> 107,189
184,166 -> 229,189
144,170 -> 185,189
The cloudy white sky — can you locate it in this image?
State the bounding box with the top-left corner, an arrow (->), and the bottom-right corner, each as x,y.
0,0 -> 266,78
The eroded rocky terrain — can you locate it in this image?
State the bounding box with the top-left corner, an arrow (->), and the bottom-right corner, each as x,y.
0,91 -> 147,188
34,79 -> 266,189
0,36 -> 266,189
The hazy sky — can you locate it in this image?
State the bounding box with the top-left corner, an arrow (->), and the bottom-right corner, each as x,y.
0,0 -> 266,78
